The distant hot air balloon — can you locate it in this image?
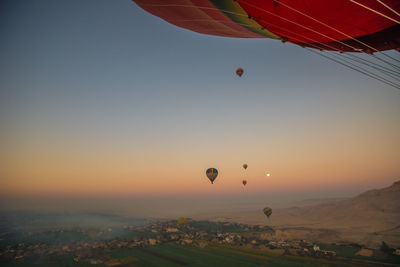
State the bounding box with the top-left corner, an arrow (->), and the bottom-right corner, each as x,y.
236,68 -> 244,77
178,217 -> 187,226
206,168 -> 218,184
266,173 -> 270,177
242,180 -> 247,186
243,164 -> 248,170
263,207 -> 272,218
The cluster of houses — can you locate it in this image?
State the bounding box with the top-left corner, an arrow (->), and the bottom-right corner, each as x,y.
1,219 -> 398,264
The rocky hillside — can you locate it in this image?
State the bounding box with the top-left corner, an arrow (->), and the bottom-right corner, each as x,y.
193,181 -> 400,248
273,180 -> 400,230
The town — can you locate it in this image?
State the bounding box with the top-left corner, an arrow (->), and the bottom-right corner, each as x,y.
1,219 -> 399,266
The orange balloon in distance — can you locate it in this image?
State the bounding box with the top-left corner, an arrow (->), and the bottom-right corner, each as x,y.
242,180 -> 247,186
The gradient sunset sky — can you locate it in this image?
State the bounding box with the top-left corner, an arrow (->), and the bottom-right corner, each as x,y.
1,0 -> 399,198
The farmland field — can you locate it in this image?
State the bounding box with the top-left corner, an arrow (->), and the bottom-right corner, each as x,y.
3,243 -> 396,267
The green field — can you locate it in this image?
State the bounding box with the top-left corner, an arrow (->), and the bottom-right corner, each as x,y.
109,244 -> 322,267
3,243 -> 397,267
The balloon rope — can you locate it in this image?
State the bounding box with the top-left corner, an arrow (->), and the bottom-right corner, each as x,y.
239,1 -> 360,52
348,0 -> 400,70
376,0 -> 400,18
243,0 -> 399,58
334,55 -> 400,87
256,17 -> 400,88
311,49 -> 400,89
304,48 -> 400,90
348,0 -> 400,24
341,54 -> 400,80
239,0 -> 400,66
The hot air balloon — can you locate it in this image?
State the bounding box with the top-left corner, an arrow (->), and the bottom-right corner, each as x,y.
206,168 -> 218,184
178,217 -> 187,226
132,0 -> 400,52
236,68 -> 244,77
243,164 -> 248,170
242,180 -> 247,186
266,173 -> 271,177
263,207 -> 272,218
132,1 -> 400,90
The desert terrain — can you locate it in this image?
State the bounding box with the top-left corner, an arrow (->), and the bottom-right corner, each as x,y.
193,181 -> 400,249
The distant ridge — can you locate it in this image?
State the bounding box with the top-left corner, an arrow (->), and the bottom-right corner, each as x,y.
276,181 -> 400,248
194,180 -> 400,248
276,180 -> 400,229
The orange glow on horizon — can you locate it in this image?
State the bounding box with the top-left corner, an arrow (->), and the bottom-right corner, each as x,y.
1,110 -> 399,198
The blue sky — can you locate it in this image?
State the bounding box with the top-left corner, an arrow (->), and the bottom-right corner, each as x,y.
1,0 -> 399,197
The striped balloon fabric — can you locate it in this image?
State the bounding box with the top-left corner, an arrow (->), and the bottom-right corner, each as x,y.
206,168 -> 218,184
132,0 -> 400,52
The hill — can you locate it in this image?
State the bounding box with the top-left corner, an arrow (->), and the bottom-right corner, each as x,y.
275,180 -> 400,229
194,180 -> 400,248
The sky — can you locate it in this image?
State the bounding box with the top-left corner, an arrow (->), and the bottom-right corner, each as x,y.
1,0 -> 399,200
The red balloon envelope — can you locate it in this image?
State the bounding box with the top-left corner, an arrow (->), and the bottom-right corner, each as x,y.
132,0 -> 400,52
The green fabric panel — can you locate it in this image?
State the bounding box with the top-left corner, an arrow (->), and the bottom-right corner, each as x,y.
209,0 -> 281,39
